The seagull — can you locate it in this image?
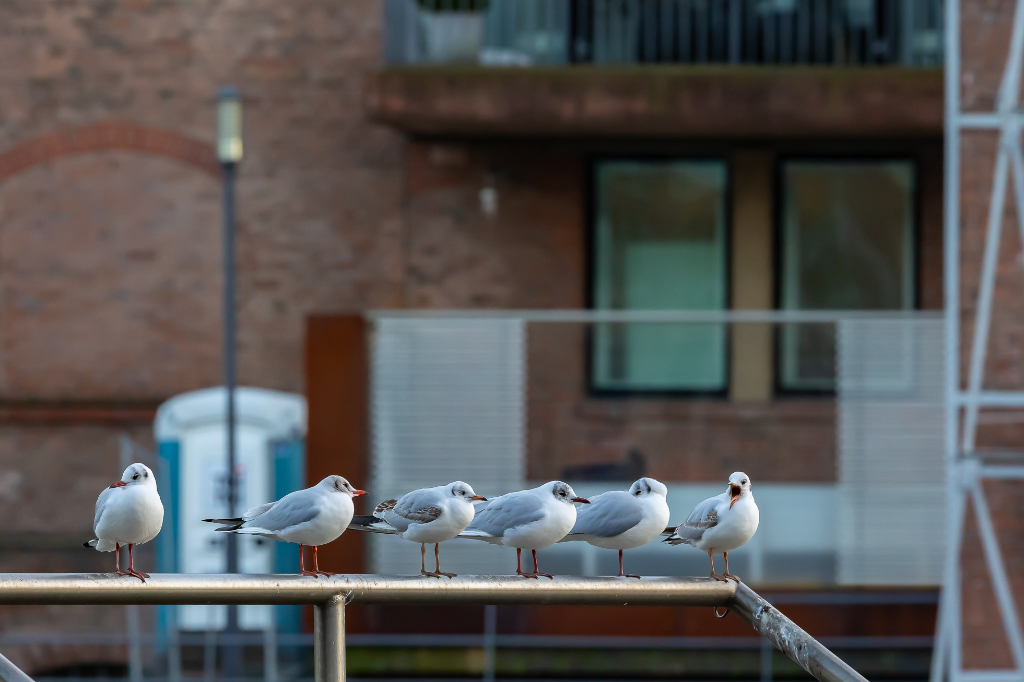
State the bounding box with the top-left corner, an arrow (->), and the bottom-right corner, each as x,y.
664,472 -> 758,582
203,475 -> 366,577
561,477 -> 670,578
459,481 -> 589,579
84,463 -> 164,582
348,481 -> 487,578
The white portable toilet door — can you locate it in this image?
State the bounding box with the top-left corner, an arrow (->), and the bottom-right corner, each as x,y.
178,421 -> 274,630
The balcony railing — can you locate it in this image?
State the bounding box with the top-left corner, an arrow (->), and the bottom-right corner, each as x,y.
384,0 -> 943,67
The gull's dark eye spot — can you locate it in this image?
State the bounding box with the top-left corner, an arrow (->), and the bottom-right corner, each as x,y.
133,474 -> 139,480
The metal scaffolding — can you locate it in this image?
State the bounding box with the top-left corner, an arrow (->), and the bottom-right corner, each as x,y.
935,1 -> 1024,681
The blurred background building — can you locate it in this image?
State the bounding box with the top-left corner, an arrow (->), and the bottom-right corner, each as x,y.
0,0 -> 1018,681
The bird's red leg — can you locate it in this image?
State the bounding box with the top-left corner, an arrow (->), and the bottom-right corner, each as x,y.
532,549 -> 553,579
311,546 -> 335,577
435,543 -> 456,579
618,549 -> 641,579
421,543 -> 441,578
300,543 -> 318,577
709,549 -> 727,582
124,544 -> 148,582
516,548 -> 536,578
722,552 -> 741,583
113,543 -> 129,576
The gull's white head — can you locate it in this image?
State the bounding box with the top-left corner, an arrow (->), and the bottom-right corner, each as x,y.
728,472 -> 752,506
111,463 -> 156,489
628,477 -> 667,499
320,475 -> 367,498
446,481 -> 487,503
547,481 -> 589,505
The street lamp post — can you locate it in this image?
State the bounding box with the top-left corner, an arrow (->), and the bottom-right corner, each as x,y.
216,85 -> 243,679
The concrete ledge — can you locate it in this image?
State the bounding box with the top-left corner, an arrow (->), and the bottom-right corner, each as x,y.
364,66 -> 943,138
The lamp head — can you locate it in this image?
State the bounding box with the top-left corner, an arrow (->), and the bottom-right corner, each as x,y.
216,86 -> 243,163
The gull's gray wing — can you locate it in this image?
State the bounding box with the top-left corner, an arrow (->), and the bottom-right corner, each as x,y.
570,491 -> 643,538
664,492 -> 727,546
241,501 -> 277,520
462,491 -> 544,538
243,489 -> 320,532
94,486 -> 116,534
375,488 -> 445,533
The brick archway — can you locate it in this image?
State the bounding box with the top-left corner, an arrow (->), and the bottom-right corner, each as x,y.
0,121 -> 220,180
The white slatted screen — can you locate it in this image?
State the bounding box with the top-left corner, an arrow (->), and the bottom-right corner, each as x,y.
837,318 -> 946,585
369,317 -> 526,575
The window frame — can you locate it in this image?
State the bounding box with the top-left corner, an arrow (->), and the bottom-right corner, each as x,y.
585,155 -> 734,398
772,154 -> 922,397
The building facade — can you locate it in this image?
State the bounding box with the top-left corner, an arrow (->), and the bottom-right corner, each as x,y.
0,0 -> 1017,678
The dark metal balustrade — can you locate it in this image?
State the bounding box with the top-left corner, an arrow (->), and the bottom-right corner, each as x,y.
385,0 -> 943,67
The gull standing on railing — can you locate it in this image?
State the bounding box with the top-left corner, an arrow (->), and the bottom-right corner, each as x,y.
458,481 -> 589,578
84,463 -> 164,582
204,475 -> 366,577
560,477 -> 670,578
664,472 -> 758,582
348,481 -> 487,578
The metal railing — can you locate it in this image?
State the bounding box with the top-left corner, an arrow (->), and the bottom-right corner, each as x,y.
0,574 -> 866,682
384,0 -> 944,67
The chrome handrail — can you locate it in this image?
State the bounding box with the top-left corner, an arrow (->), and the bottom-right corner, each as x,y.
0,574 -> 866,682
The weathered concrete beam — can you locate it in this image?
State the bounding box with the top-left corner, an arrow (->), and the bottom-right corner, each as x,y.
364,66 -> 943,139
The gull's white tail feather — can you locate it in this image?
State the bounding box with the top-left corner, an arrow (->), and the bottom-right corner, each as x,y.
84,538 -> 117,552
457,529 -> 504,544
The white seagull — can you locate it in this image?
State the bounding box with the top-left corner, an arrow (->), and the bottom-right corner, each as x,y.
664,472 -> 759,582
561,477 -> 670,578
203,475 -> 366,577
348,481 -> 487,578
84,463 -> 164,582
459,481 -> 589,579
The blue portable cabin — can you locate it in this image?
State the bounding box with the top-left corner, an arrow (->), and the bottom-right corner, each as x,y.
154,387 -> 306,640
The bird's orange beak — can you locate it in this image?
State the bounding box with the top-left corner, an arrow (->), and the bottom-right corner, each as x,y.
109,480 -> 127,489
353,490 -> 367,496
572,497 -> 590,504
729,484 -> 741,508
471,495 -> 488,501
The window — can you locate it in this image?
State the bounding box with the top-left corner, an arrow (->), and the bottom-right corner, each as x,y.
779,160 -> 916,391
591,160 -> 728,392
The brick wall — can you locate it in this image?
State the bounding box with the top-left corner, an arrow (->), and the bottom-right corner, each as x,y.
0,1 -> 402,669
403,137 -> 942,484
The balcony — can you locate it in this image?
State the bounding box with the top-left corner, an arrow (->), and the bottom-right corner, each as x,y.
371,0 -> 944,138
383,0 -> 943,67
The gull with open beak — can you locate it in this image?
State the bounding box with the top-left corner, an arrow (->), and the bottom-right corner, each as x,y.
459,481 -> 590,578
664,472 -> 758,582
348,481 -> 487,578
203,475 -> 366,577
84,463 -> 164,582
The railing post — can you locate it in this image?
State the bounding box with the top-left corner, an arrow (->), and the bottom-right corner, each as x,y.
314,594 -> 346,682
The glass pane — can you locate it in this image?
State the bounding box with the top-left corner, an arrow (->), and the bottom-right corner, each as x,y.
780,161 -> 915,390
592,161 -> 728,391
